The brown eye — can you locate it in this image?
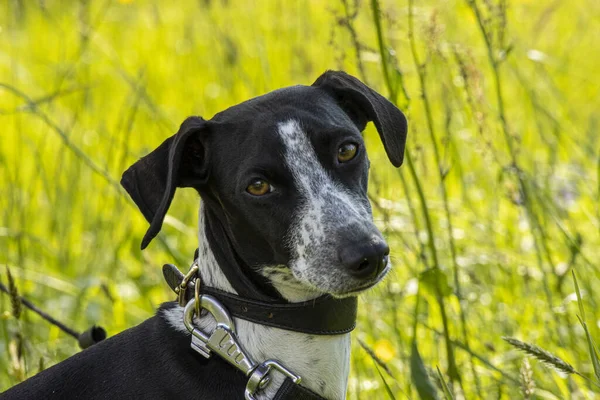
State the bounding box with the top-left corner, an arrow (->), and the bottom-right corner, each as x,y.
337,142 -> 358,163
246,179 -> 272,196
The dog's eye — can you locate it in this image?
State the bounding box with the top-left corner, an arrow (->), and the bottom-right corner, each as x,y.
246,179 -> 273,196
337,142 -> 358,163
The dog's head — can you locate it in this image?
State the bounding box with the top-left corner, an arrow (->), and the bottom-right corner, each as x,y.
122,71 -> 407,299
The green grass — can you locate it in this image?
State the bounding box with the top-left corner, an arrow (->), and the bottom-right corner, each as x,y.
1,0 -> 599,398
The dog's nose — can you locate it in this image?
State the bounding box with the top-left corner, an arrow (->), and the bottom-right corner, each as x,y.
339,240 -> 390,279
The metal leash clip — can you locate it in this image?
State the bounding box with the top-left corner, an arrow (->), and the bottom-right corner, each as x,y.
183,296 -> 301,400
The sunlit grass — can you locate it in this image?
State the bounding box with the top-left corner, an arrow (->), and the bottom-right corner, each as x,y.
1,0 -> 599,398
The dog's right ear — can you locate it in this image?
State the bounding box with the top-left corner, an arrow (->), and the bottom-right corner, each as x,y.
121,116 -> 208,249
312,70 -> 408,167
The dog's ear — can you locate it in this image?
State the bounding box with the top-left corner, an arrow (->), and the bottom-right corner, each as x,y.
121,116 -> 208,249
312,70 -> 408,167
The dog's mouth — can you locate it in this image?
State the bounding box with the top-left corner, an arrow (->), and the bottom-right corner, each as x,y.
330,261 -> 392,298
259,259 -> 391,301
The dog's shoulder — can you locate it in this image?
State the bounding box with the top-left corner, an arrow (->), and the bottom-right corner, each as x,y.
3,308 -> 245,399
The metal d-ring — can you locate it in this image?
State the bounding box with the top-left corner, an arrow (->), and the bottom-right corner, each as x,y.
183,295 -> 236,335
244,360 -> 302,400
194,272 -> 202,316
177,262 -> 199,307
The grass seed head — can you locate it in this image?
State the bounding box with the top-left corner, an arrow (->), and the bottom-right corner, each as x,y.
503,337 -> 576,376
6,266 -> 21,320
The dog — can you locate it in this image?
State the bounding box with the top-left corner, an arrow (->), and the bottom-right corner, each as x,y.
3,70 -> 407,400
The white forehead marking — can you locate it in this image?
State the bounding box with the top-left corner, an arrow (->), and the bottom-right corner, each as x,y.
278,120 -> 326,274
277,119 -> 368,286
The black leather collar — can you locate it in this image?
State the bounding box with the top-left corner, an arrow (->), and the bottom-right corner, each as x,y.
163,263 -> 358,335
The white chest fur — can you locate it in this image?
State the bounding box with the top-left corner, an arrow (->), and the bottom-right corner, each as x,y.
161,207 -> 350,400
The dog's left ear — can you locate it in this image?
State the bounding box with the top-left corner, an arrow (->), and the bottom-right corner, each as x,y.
312,70 -> 408,167
121,116 -> 208,249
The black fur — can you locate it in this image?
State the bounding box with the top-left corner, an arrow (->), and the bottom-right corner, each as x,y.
5,304 -> 246,400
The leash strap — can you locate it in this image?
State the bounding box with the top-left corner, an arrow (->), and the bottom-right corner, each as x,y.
163,263 -> 358,335
273,377 -> 327,400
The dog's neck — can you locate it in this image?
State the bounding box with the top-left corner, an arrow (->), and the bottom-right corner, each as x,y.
162,205 -> 350,400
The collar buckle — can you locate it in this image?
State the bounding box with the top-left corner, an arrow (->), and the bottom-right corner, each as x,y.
176,262 -> 199,307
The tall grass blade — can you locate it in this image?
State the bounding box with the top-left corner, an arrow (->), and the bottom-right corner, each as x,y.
436,366 -> 454,400
572,270 -> 600,382
572,270 -> 586,320
410,341 -> 439,400
358,338 -> 394,377
375,363 -> 397,400
576,315 -> 600,384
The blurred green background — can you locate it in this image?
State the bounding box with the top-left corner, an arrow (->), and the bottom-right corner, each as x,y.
1,0 -> 599,398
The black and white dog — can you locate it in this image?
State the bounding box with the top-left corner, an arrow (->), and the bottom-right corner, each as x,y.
4,71 -> 407,400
